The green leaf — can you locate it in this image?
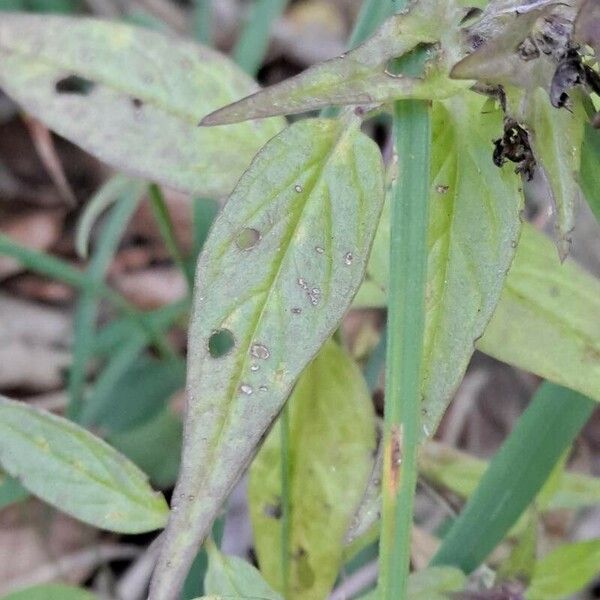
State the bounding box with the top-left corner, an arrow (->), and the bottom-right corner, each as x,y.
108,408 -> 182,489
525,89 -> 584,260
0,472 -> 29,509
201,4 -> 468,125
420,441 -> 600,511
150,116 -> 385,599
526,539 -> 600,600
0,584 -> 96,600
477,224 -> 600,404
0,395 -> 169,533
203,541 -> 283,600
248,340 -> 376,599
356,566 -> 466,600
431,383 -> 596,573
0,14 -> 284,198
367,96 -> 523,433
83,355 -> 186,433
580,123 -> 600,225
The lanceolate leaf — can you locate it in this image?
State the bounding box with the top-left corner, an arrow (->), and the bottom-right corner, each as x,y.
149,117 -> 385,600
201,3 -> 468,125
203,541 -> 283,600
368,96 -> 523,434
248,340 -> 376,599
0,15 -> 284,198
0,396 -> 169,533
478,224 -> 600,403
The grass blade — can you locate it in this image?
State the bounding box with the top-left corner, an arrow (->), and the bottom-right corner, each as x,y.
430,382 -> 596,573
232,0 -> 288,75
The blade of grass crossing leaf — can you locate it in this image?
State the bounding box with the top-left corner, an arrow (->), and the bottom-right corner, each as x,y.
430,382 -> 596,573
232,0 -> 288,75
378,47 -> 431,599
69,189 -> 142,419
148,183 -> 194,292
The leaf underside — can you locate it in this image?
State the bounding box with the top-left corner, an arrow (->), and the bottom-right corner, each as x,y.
149,117 -> 385,600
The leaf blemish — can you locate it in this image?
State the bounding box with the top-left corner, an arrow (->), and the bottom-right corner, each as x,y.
208,329 -> 235,358
387,424 -> 403,495
236,227 -> 262,250
55,74 -> 96,95
250,343 -> 270,360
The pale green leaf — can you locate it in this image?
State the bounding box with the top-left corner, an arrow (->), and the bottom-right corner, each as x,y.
526,539 -> 600,600
150,116 -> 385,599
477,224 -> 600,403
0,585 -> 96,600
203,541 -> 283,600
0,396 -> 169,533
420,441 -> 600,511
356,566 -> 466,600
525,89 -> 585,260
201,4 -> 468,125
367,96 -> 523,433
0,14 -> 284,198
248,340 -> 376,599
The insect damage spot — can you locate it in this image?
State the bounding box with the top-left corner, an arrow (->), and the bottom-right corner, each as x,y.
208,329 -> 235,358
492,119 -> 536,180
55,75 -> 96,95
131,97 -> 144,109
235,227 -> 261,250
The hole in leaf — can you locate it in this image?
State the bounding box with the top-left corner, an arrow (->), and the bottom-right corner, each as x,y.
55,75 -> 96,95
235,228 -> 261,250
208,329 -> 235,358
131,97 -> 144,109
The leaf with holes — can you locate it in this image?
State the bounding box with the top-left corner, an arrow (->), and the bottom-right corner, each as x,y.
201,3 -> 468,126
477,224 -> 600,403
368,96 -> 523,434
0,14 -> 284,198
0,396 -> 169,533
248,340 -> 375,599
149,116 -> 384,600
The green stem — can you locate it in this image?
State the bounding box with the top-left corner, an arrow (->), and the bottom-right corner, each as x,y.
378,97 -> 431,600
148,183 -> 194,293
279,401 -> 292,597
233,0 -> 288,76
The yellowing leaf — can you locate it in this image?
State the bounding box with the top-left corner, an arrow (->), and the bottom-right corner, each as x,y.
526,539 -> 600,599
0,396 -> 169,533
248,340 -> 376,599
0,15 -> 284,198
149,117 -> 385,600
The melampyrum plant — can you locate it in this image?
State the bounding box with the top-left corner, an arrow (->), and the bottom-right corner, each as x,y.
0,1 -> 599,599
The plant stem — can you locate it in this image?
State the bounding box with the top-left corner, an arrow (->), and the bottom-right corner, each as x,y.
280,402 -> 291,596
148,183 -> 194,293
378,87 -> 431,600
233,0 -> 288,76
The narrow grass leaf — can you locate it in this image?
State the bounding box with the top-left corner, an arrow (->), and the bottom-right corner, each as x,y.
580,122 -> 600,225
149,116 -> 384,599
430,383 -> 596,573
248,340 -> 376,599
0,396 -> 169,533
0,15 -> 284,197
478,224 -> 600,403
